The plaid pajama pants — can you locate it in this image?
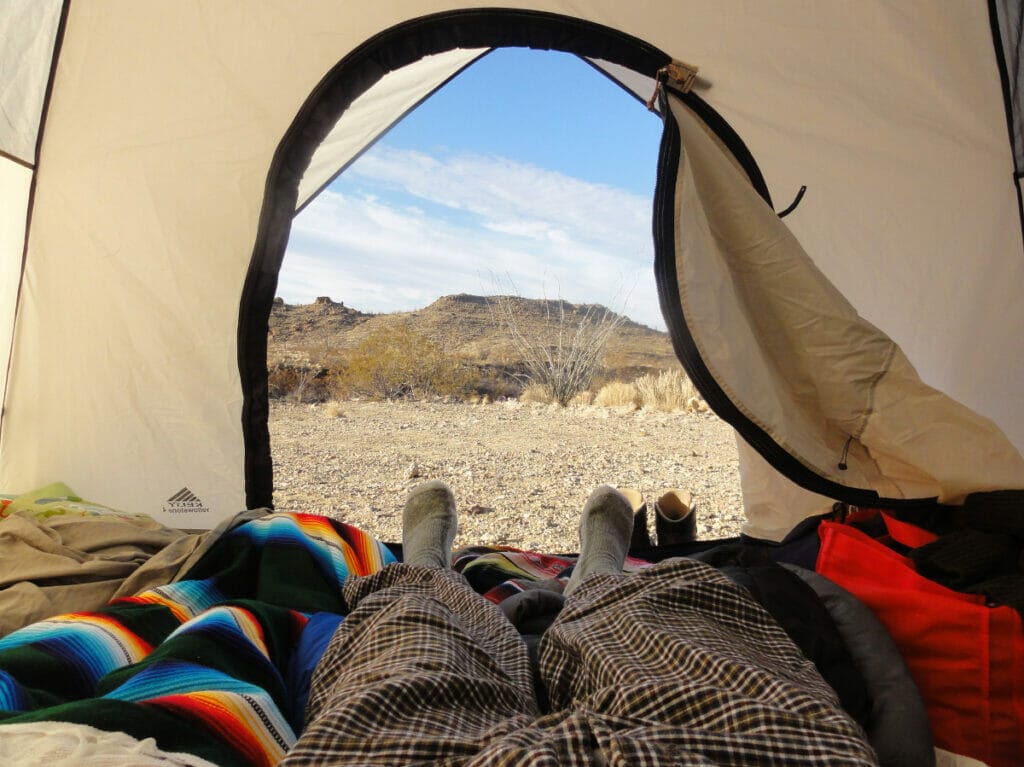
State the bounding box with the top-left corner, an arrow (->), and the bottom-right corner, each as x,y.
282,558 -> 878,766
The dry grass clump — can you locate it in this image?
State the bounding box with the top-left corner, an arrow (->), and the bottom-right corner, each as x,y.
571,390 -> 595,406
594,381 -> 641,409
591,369 -> 706,412
322,401 -> 345,418
519,382 -> 552,404
633,369 -> 706,412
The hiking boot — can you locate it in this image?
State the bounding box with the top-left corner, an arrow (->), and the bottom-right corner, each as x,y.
654,489 -> 697,546
619,487 -> 652,550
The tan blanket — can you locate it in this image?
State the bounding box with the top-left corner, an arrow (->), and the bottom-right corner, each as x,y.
0,510 -> 216,637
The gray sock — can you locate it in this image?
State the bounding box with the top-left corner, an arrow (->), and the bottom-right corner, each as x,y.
402,480 -> 457,569
565,485 -> 633,595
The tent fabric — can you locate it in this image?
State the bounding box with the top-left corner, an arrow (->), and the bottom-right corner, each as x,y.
734,439 -> 837,542
0,0 -> 63,166
296,49 -> 656,213
0,161 -> 31,417
297,48 -> 489,212
992,0 -> 1024,175
0,2 -> 1022,528
656,92 -> 1024,530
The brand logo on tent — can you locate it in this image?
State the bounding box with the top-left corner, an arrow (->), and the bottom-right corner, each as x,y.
163,487 -> 209,514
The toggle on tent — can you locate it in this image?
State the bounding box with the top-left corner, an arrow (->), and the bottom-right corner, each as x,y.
1,1 -> 1022,532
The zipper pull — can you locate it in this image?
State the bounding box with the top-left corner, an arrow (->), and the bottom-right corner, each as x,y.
838,435 -> 853,471
646,60 -> 700,111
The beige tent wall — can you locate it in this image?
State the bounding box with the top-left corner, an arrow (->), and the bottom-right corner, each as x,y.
0,161 -> 31,416
0,1 -> 1020,527
736,440 -> 837,542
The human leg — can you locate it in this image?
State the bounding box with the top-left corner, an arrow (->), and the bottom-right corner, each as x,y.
401,478 -> 458,569
539,557 -> 878,765
282,483 -> 537,767
563,485 -> 634,595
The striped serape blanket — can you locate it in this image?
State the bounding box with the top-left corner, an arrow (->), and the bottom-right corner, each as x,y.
0,513 -> 395,767
454,545 -> 651,602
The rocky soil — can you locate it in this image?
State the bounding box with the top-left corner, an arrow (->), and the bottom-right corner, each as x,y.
269,399 -> 745,552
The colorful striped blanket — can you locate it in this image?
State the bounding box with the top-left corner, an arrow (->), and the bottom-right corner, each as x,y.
0,512 -> 649,765
0,513 -> 396,767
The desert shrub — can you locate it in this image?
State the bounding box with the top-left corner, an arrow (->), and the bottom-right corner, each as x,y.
323,363 -> 349,401
470,365 -> 523,401
267,364 -> 301,399
489,293 -> 623,407
594,380 -> 641,409
330,322 -> 472,400
634,369 -> 706,412
267,363 -> 329,403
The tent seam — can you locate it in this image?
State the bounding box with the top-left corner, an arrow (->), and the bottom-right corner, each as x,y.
0,149 -> 34,170
0,0 -> 72,440
851,341 -> 898,444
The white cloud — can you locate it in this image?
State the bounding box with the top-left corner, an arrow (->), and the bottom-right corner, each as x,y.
280,147 -> 665,330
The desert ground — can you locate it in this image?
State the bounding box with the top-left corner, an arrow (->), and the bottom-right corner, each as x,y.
269,399 -> 745,552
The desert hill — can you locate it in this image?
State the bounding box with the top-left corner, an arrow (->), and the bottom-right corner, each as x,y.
268,294 -> 680,397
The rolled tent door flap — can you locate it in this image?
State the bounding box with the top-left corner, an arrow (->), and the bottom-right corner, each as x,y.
655,91 -> 1024,535
0,0 -> 64,166
297,47 -> 490,212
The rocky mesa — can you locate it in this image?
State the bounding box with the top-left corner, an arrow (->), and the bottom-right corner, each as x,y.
267,293 -> 680,385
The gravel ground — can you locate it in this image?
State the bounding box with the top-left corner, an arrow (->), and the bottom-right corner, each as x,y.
269,399 -> 745,552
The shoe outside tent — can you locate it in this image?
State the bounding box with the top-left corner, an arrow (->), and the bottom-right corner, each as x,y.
1,2 -> 1023,765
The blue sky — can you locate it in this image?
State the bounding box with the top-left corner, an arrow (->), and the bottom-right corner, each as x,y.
280,48 -> 666,330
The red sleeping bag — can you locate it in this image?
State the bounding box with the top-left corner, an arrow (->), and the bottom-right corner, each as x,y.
816,514 -> 1024,767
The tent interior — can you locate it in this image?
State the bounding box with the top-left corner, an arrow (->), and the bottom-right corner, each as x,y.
1,3 -> 1023,766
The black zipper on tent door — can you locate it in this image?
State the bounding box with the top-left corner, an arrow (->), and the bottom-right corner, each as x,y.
651,87 -> 940,512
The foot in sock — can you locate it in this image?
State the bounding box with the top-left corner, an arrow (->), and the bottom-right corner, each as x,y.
565,485 -> 633,595
403,480 -> 457,569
